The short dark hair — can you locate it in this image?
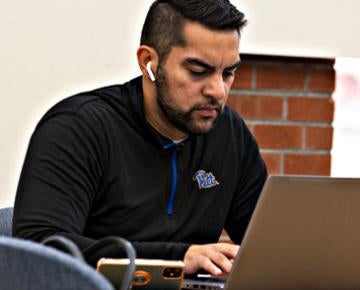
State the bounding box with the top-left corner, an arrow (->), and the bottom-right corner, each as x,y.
140,0 -> 247,64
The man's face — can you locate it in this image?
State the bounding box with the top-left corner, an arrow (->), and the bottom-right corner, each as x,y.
155,21 -> 241,135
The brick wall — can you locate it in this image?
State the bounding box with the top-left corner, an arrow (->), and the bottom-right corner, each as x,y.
228,54 -> 336,176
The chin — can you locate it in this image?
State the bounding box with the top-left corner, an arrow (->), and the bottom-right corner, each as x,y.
188,121 -> 216,135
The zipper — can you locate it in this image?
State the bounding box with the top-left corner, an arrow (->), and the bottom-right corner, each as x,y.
163,143 -> 178,216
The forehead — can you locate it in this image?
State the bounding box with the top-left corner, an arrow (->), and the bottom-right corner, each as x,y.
167,21 -> 240,66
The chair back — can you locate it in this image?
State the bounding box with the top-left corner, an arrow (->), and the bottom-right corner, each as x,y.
0,236 -> 114,290
0,207 -> 13,236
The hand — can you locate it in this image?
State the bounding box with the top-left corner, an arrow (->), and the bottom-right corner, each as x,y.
183,243 -> 239,276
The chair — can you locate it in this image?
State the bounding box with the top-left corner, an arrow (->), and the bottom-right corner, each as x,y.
0,207 -> 13,236
0,236 -> 115,290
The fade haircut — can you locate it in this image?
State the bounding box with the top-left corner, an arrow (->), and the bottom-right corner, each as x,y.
140,0 -> 247,65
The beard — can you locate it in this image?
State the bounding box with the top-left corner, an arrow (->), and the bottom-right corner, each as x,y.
155,66 -> 222,135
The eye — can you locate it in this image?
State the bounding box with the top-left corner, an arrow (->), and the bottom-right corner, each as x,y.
189,70 -> 208,78
223,70 -> 235,79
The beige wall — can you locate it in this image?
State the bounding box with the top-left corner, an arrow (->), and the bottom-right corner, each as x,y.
238,0 -> 360,58
0,0 -> 153,207
0,0 -> 358,207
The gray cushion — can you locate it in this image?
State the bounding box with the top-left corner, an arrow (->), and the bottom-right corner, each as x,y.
0,207 -> 13,236
0,236 -> 114,290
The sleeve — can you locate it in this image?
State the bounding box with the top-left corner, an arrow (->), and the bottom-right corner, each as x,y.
12,112 -> 190,267
224,122 -> 268,244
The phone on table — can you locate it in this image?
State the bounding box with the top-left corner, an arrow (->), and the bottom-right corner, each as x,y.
97,258 -> 185,290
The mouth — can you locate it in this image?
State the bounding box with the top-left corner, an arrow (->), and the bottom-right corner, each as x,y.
195,106 -> 221,118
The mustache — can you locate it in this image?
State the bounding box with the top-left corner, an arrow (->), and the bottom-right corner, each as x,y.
192,100 -> 222,112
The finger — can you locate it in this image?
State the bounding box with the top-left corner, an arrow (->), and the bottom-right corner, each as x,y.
209,252 -> 233,275
200,257 -> 223,276
215,243 -> 239,259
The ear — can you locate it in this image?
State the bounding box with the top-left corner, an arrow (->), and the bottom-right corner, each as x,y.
137,45 -> 159,82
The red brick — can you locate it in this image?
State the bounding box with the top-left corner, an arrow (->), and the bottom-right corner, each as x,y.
232,64 -> 252,89
306,126 -> 333,150
256,65 -> 306,90
284,154 -> 331,175
262,153 -> 281,174
227,95 -> 283,119
287,97 -> 334,122
253,125 -> 303,149
308,68 -> 335,93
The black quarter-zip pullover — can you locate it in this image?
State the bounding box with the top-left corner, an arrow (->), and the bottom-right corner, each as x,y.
13,76 -> 267,266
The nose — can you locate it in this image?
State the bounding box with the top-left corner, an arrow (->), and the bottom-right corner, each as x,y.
203,74 -> 227,102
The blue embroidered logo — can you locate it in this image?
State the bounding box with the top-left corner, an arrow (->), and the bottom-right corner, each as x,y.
193,170 -> 219,189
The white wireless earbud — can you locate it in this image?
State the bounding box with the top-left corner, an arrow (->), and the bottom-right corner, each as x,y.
146,61 -> 156,82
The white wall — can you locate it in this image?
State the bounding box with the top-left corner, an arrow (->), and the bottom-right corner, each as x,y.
239,0 -> 360,58
1,0 -> 359,207
0,0 -> 153,207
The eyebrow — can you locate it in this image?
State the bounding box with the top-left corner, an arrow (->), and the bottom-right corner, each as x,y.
183,58 -> 214,70
226,59 -> 242,71
183,58 -> 242,71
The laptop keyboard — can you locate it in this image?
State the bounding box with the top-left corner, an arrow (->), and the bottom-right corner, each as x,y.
181,276 -> 226,290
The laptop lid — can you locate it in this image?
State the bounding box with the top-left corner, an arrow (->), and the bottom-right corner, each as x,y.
225,175 -> 360,290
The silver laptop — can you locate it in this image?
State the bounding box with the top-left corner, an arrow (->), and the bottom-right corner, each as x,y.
183,175 -> 360,290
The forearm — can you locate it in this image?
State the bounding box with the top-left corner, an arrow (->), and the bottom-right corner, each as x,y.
13,224 -> 190,268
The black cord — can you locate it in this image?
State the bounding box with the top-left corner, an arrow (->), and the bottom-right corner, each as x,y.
41,235 -> 85,262
87,236 -> 137,290
41,235 -> 136,290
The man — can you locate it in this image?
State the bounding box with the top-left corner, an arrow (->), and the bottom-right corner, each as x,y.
13,0 -> 267,276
